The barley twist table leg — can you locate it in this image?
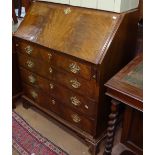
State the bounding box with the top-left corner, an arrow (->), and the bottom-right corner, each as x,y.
103,99 -> 120,155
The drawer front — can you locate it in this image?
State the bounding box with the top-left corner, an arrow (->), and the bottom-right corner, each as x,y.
52,54 -> 92,80
53,69 -> 98,100
62,108 -> 96,135
16,40 -> 53,64
52,84 -> 97,117
18,53 -> 52,80
20,67 -> 50,93
18,54 -> 98,99
20,68 -> 97,117
23,84 -> 96,135
23,83 -> 62,116
16,40 -> 93,80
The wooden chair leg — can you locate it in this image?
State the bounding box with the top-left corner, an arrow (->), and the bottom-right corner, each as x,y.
12,10 -> 18,23
18,0 -> 22,17
25,0 -> 31,12
12,0 -> 18,23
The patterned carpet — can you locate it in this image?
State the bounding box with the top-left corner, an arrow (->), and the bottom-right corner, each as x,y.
12,111 -> 69,155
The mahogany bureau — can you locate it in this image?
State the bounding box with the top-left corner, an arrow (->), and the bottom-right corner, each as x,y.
13,1 -> 139,154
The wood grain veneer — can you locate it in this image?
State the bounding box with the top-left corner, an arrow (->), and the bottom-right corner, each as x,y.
13,1 -> 139,154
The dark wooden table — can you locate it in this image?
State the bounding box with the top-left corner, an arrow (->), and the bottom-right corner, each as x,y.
103,54 -> 143,155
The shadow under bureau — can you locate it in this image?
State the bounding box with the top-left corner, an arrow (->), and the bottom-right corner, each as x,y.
13,1 -> 139,154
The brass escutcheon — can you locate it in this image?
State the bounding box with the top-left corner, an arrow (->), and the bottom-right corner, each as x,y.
49,67 -> 53,73
48,53 -> 52,60
64,7 -> 71,15
84,105 -> 89,109
50,83 -> 54,89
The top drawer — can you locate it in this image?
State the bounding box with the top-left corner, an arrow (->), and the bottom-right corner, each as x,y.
15,40 -> 94,80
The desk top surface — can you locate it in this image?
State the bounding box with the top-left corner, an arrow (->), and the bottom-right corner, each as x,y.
105,54 -> 143,111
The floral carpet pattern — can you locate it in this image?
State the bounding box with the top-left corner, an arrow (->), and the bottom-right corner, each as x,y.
12,111 -> 69,155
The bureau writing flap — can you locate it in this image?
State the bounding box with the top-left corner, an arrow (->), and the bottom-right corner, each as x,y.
14,1 -> 123,64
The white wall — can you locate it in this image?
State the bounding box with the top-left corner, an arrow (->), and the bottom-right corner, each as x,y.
38,0 -> 139,13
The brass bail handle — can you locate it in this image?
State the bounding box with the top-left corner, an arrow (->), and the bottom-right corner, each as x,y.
70,96 -> 81,106
25,45 -> 33,54
70,79 -> 81,89
71,114 -> 81,123
26,60 -> 34,68
30,90 -> 38,99
69,63 -> 80,74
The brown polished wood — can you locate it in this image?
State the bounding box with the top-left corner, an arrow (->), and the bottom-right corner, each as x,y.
138,0 -> 143,20
18,0 -> 32,17
12,0 -> 18,24
121,106 -> 143,155
14,1 -> 138,64
104,100 -> 120,155
18,53 -> 98,99
12,37 -> 22,107
22,0 -> 32,12
105,54 -> 143,112
104,54 -> 143,155
16,39 -> 92,80
13,1 -> 139,154
120,150 -> 135,155
20,68 -> 97,117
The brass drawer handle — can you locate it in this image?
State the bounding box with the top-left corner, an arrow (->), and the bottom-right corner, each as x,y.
50,83 -> 54,89
28,75 -> 36,84
69,63 -> 80,74
70,96 -> 81,106
71,114 -> 81,123
30,90 -> 38,99
70,79 -> 81,89
49,67 -> 53,73
26,60 -> 34,68
25,45 -> 33,54
51,99 -> 56,105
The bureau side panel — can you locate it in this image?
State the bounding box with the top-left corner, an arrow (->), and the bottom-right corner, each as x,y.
96,10 -> 139,136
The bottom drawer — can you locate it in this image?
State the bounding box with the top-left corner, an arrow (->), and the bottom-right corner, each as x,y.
23,83 -> 96,135
63,108 -> 96,135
